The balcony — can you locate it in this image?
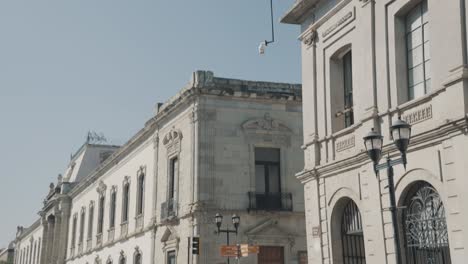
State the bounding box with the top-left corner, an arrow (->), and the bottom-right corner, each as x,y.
248,192 -> 293,212
160,198 -> 178,221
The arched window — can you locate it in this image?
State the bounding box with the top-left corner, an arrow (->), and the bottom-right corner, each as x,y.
88,202 -> 95,240
134,251 -> 142,264
71,213 -> 78,250
332,198 -> 366,264
109,187 -> 117,228
136,172 -> 145,216
79,207 -> 86,245
122,177 -> 130,223
402,182 -> 451,264
406,0 -> 430,100
119,251 -> 126,264
97,195 -> 105,234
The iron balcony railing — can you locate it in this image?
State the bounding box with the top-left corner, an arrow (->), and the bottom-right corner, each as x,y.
161,198 -> 177,221
248,192 -> 293,211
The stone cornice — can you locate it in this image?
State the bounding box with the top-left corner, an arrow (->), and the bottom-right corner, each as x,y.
281,0 -> 323,25
298,116 -> 468,183
70,71 -> 301,198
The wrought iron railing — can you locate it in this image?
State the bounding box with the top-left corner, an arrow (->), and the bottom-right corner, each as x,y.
247,192 -> 293,211
160,198 -> 178,221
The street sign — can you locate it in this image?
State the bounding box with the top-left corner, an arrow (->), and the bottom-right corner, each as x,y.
220,245 -> 239,257
220,244 -> 260,258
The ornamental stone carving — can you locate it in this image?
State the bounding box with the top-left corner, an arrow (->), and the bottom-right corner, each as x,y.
163,128 -> 183,146
242,113 -> 292,133
96,181 -> 107,196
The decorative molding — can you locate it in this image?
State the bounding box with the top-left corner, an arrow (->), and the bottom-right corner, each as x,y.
242,113 -> 292,133
335,135 -> 355,152
96,181 -> 107,196
401,104 -> 433,125
322,8 -> 355,40
301,29 -> 317,47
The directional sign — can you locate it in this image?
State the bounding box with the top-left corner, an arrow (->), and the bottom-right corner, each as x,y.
220,245 -> 239,257
239,244 -> 260,257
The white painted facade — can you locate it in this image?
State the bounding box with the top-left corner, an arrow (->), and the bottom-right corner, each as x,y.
14,71 -> 307,264
282,0 -> 468,263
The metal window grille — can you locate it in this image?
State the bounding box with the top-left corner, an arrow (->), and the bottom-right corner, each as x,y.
403,183 -> 451,264
341,200 -> 366,264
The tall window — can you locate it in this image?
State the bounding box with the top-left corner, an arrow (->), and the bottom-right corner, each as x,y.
167,251 -> 176,264
119,255 -> 126,264
87,202 -> 94,240
122,183 -> 130,223
97,195 -> 105,234
134,252 -> 142,264
136,173 -> 145,216
109,189 -> 117,228
169,158 -> 178,200
79,208 -> 85,245
343,51 -> 354,127
255,148 -> 281,194
339,200 -> 365,264
406,0 -> 430,100
71,214 -> 78,249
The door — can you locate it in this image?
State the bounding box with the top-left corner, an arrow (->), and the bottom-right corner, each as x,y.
258,246 -> 284,264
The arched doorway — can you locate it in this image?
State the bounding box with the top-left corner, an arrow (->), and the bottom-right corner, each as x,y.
332,198 -> 366,264
402,181 -> 451,264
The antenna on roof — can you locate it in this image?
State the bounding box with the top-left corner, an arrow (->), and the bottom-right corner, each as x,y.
258,0 -> 275,55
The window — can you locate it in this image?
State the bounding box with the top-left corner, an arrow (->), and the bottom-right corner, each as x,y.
406,0 -> 430,100
122,182 -> 130,223
79,208 -> 85,245
342,51 -> 354,127
97,195 -> 105,234
87,202 -> 94,240
169,158 -> 178,200
136,173 -> 145,216
119,254 -> 126,264
167,251 -> 176,264
330,47 -> 354,132
71,214 -> 78,249
255,148 -> 281,194
134,252 -> 142,264
109,189 -> 117,228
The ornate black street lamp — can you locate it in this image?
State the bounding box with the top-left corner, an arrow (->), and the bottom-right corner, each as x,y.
215,213 -> 240,264
363,117 -> 411,264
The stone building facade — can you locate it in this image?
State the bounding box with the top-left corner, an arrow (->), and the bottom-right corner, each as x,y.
13,71 -> 307,264
282,0 -> 468,263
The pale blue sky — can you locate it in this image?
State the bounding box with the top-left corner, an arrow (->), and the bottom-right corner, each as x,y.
0,0 -> 300,246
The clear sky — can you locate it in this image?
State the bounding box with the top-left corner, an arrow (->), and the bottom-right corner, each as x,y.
0,0 -> 300,247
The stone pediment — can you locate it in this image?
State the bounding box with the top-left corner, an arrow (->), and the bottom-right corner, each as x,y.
242,113 -> 292,133
245,218 -> 292,238
161,226 -> 179,243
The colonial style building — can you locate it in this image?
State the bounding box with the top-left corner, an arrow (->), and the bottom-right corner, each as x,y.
282,0 -> 468,264
13,71 -> 307,264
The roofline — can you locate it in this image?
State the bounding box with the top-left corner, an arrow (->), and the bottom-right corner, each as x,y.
281,0 -> 322,24
69,70 -> 301,198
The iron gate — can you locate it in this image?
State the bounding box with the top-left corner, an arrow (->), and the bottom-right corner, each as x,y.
403,183 -> 451,264
341,200 -> 366,264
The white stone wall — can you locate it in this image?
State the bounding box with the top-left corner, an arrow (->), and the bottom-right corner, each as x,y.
66,136 -> 155,263
14,224 -> 43,264
283,0 -> 468,263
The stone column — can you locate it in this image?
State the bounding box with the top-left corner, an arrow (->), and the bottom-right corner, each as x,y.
51,215 -> 62,263
39,219 -> 48,264
44,216 -> 55,264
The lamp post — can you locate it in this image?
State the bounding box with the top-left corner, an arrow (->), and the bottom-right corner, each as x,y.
215,213 -> 240,264
363,117 -> 411,264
